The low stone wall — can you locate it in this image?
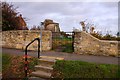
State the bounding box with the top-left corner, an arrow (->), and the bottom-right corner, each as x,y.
1,30 -> 52,51
74,31 -> 119,57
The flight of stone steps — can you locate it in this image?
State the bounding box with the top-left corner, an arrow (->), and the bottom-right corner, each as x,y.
29,56 -> 64,80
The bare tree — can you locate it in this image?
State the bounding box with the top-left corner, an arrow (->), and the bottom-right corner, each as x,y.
2,2 -> 28,31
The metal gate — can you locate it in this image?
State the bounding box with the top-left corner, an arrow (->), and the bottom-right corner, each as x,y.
52,32 -> 74,53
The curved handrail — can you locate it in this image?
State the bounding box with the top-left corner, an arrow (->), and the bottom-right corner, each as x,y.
24,38 -> 40,77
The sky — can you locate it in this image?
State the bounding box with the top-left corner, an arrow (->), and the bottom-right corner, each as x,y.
5,0 -> 119,35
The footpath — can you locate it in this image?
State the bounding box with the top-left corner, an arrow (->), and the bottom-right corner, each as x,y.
2,48 -> 119,65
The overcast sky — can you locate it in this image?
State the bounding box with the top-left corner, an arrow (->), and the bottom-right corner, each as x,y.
10,2 -> 118,35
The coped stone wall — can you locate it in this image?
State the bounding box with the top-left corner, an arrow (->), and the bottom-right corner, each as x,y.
74,31 -> 118,57
2,30 -> 52,51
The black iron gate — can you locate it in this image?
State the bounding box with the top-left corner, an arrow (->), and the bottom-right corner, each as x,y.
52,32 -> 74,53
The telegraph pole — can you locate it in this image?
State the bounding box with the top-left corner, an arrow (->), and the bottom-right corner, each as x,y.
40,22 -> 43,58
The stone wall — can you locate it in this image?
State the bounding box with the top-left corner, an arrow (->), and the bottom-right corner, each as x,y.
1,30 -> 52,51
74,31 -> 119,57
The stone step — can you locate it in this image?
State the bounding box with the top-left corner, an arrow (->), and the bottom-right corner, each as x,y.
40,56 -> 64,60
31,70 -> 51,79
30,56 -> 64,79
39,58 -> 56,63
29,77 -> 46,80
38,56 -> 64,67
38,58 -> 55,67
35,65 -> 53,73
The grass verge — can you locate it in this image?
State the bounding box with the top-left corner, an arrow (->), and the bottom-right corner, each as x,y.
62,43 -> 73,53
52,60 -> 119,78
2,53 -> 39,79
0,53 -> 2,72
2,54 -> 12,72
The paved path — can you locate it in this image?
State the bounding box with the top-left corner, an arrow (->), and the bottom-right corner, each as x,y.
2,48 -> 119,65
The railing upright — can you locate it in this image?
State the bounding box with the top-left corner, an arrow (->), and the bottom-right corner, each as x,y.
24,38 -> 40,78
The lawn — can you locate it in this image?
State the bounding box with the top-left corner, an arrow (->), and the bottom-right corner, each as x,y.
2,54 -> 12,72
62,43 -> 74,53
52,60 -> 119,78
2,53 -> 39,79
52,37 -> 73,51
53,37 -> 72,41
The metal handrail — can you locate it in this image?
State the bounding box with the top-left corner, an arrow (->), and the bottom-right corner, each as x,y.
24,38 -> 40,77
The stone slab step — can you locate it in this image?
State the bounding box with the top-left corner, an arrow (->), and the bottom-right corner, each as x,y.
30,56 -> 64,79
38,56 -> 64,67
38,59 -> 55,67
31,70 -> 51,78
35,65 -> 53,73
29,77 -> 46,80
38,62 -> 53,67
40,56 -> 64,60
39,58 -> 56,63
